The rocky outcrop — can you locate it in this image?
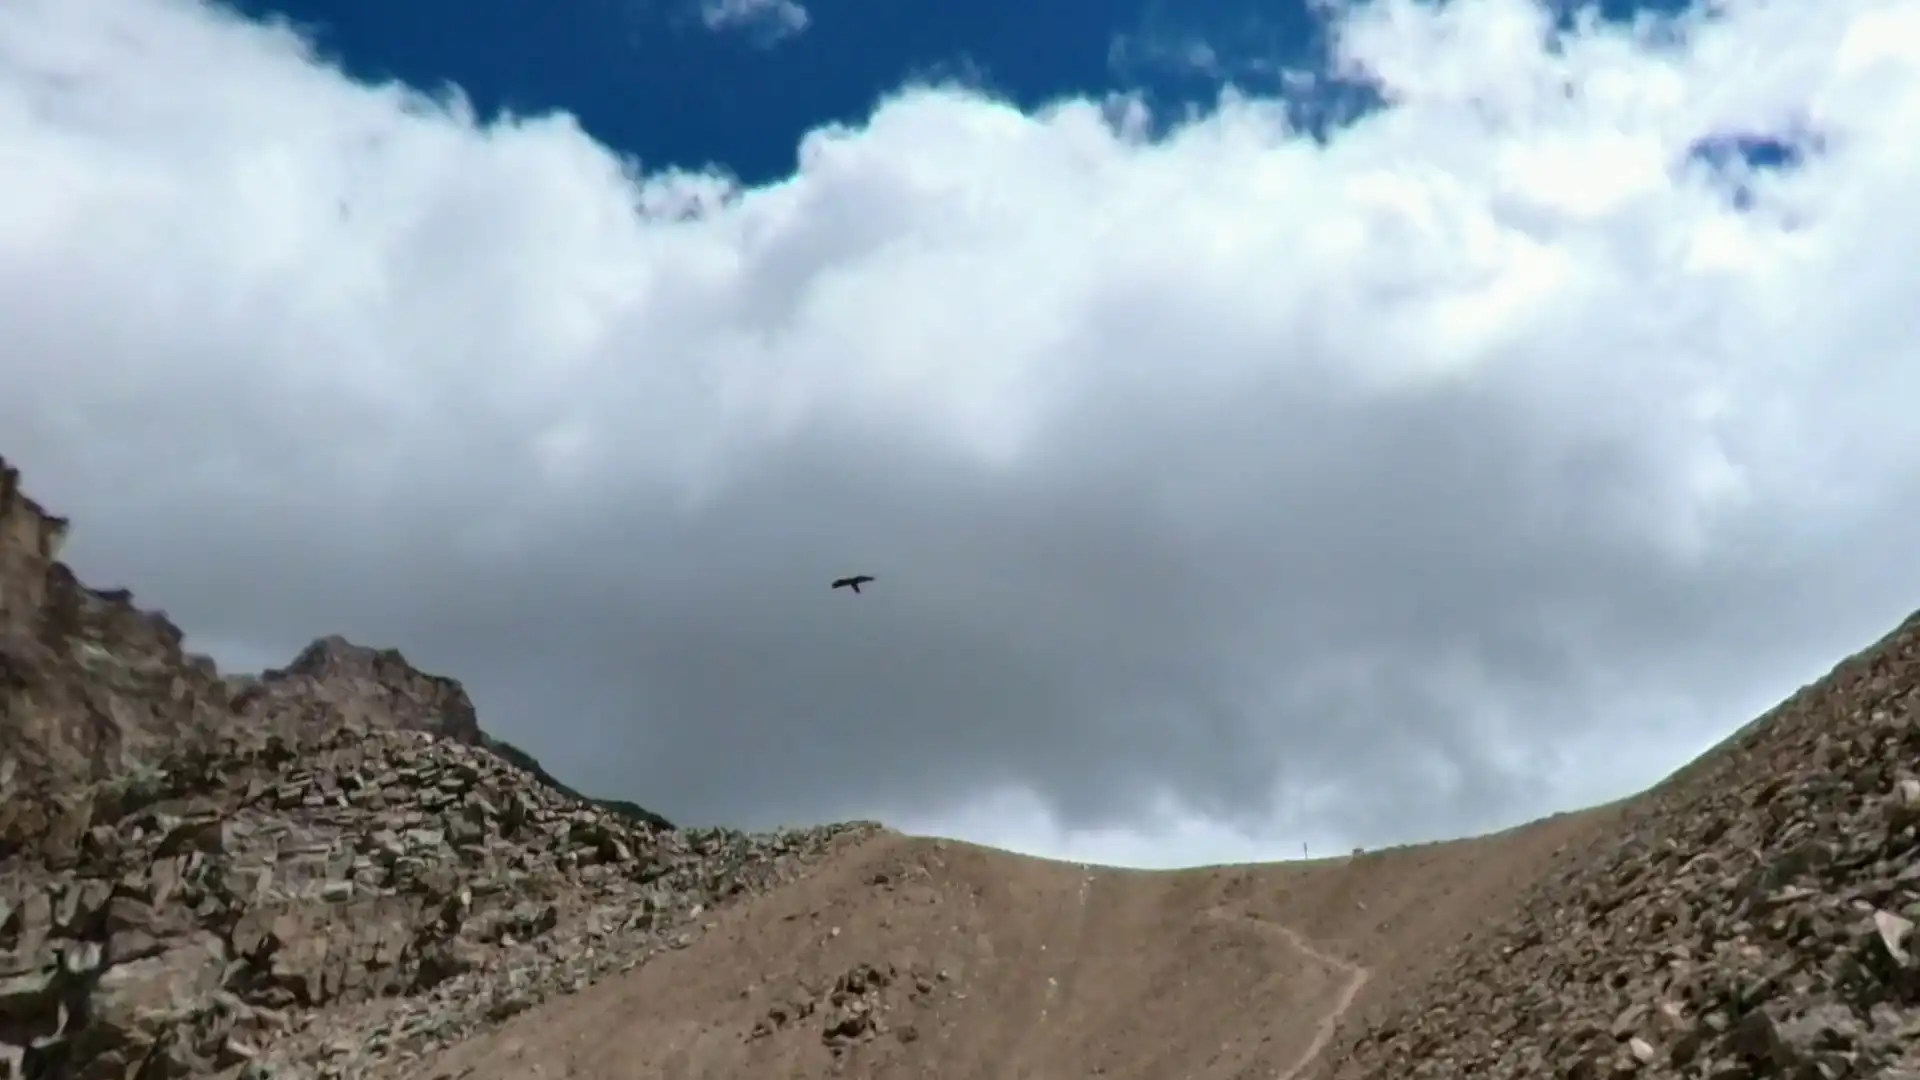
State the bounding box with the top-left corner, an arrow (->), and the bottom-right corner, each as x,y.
228,636 -> 670,829
747,958 -> 945,1056
0,722 -> 874,1079
0,456 -> 869,1077
226,637 -> 482,746
1,459 -> 238,863
1,454 -> 667,841
1322,614 -> 1920,1080
470,736 -> 674,831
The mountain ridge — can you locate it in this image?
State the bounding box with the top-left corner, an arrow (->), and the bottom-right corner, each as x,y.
5,452 -> 1918,1080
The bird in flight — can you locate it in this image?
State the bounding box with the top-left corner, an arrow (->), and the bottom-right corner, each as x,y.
831,575 -> 876,594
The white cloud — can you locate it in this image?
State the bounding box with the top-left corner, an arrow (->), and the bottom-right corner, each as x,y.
892,787 -> 1329,870
1107,33 -> 1230,81
699,0 -> 809,44
2,0 -> 1919,866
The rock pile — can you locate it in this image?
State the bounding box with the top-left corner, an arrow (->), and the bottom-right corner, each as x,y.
0,722 -> 873,1079
1323,613 -> 1920,1080
230,635 -> 674,831
0,455 -> 878,1078
1,458 -> 239,828
227,636 -> 484,746
748,959 -> 944,1056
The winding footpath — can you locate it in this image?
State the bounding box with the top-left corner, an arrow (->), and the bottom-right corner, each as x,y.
1202,907 -> 1373,1080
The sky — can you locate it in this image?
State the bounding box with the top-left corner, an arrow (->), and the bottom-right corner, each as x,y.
209,0 -> 1372,187
3,0 -> 1918,869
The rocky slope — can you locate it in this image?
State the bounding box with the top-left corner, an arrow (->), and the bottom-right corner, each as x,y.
0,457 -> 871,1078
229,635 -> 674,831
371,609 -> 1920,1080
10,446 -> 1920,1080
1,460 -> 236,850
384,622 -> 1920,1080
1316,616 -> 1920,1080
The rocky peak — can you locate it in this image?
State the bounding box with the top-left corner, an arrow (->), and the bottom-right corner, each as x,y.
2,453 -> 660,833
0,458 -> 68,642
0,457 -> 235,832
0,453 -> 844,1079
1325,611 -> 1920,1080
229,635 -> 482,746
231,636 -> 671,830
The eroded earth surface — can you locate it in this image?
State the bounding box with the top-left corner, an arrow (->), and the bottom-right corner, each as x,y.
3,454 -> 1917,1080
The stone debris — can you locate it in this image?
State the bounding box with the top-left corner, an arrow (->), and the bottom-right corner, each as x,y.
226,635 -> 485,747
0,456 -> 879,1077
226,637 -> 672,832
15,442 -> 1920,1080
1324,612 -> 1920,1080
747,959 -> 936,1056
0,700 -> 877,1079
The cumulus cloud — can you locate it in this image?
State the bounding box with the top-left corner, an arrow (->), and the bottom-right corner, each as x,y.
698,0 -> 809,45
1108,33 -> 1229,81
3,0 -> 1919,866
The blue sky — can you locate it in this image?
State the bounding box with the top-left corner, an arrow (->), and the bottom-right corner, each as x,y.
213,0 -> 1722,186
216,0 -> 1341,183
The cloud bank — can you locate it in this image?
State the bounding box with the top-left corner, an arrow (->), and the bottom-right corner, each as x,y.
2,0 -> 1918,867
699,0 -> 809,45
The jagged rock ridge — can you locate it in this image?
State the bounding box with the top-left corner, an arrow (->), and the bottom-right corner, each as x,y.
231,635 -> 673,831
11,448 -> 1920,1080
2,459 -> 237,845
0,455 -> 665,839
0,456 -> 870,1078
1318,615 -> 1920,1080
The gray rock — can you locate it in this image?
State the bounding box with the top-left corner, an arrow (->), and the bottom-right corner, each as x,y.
1326,613 -> 1920,1080
0,453 -> 880,1078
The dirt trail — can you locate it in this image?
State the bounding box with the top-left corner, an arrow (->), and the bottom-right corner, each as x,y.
401,823 -> 1608,1080
1203,907 -> 1371,1080
13,450 -> 1920,1080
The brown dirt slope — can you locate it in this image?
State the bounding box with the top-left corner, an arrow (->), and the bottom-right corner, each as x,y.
7,451 -> 1920,1079
407,808 -> 1620,1080
1318,614 -> 1920,1080
1,455 -> 862,1080
411,628 -> 1920,1080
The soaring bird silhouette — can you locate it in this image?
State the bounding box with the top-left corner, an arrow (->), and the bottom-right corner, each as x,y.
831,575 -> 876,594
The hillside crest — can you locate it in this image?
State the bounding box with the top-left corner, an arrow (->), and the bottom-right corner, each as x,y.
1,455 -> 863,1078
6,452 -> 1920,1080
